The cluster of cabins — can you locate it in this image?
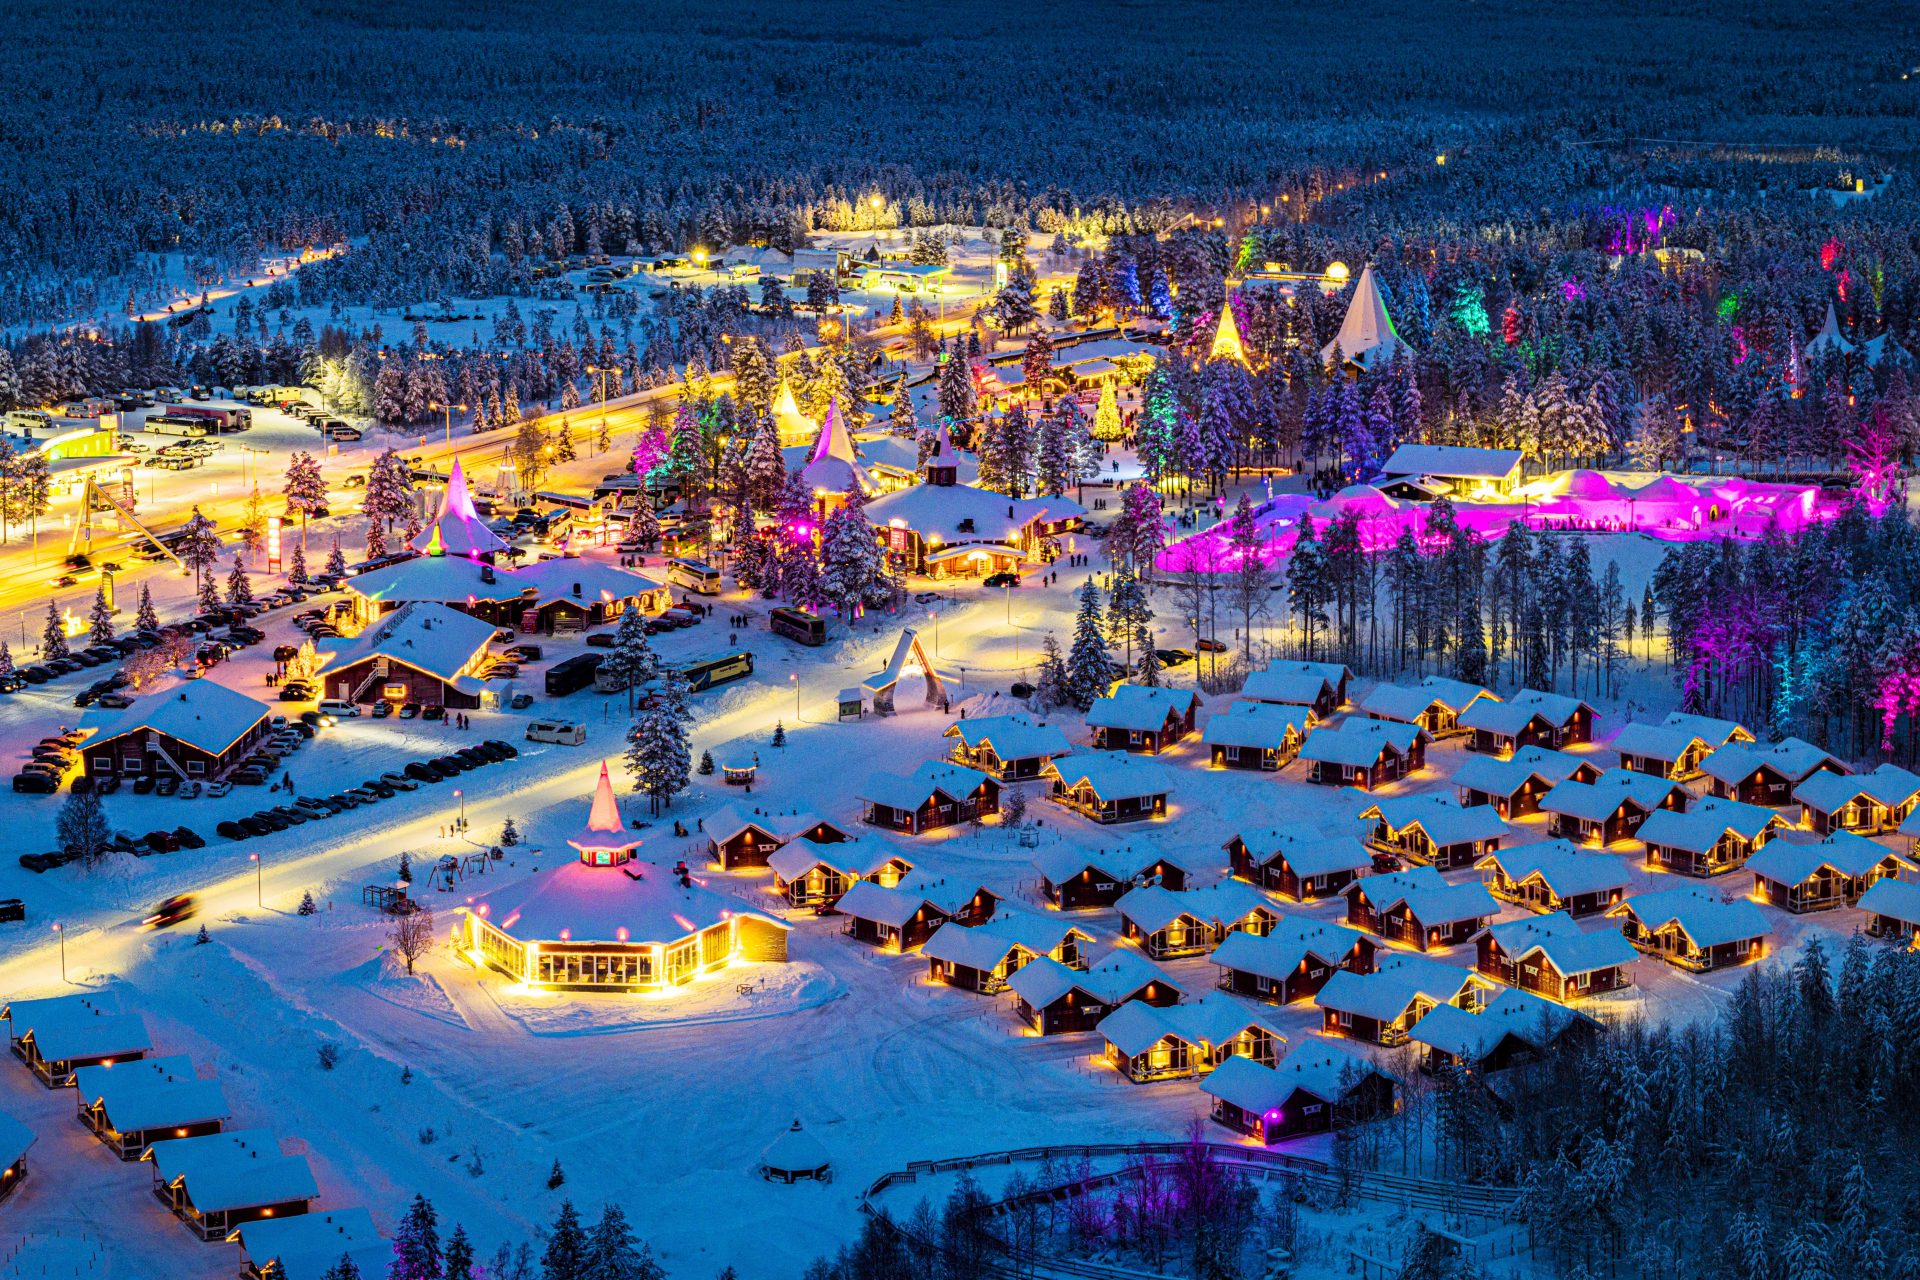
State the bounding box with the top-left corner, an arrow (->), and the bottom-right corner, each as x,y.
0,991 -> 384,1276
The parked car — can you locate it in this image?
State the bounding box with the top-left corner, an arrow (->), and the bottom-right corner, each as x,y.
144,830 -> 180,854
371,701 -> 394,719
11,773 -> 56,794
1196,637 -> 1227,653
98,692 -> 135,709
131,775 -> 157,795
398,702 -> 421,719
216,820 -> 249,840
403,762 -> 442,784
173,827 -> 206,849
317,699 -> 359,717
422,705 -> 446,722
237,816 -> 272,838
983,572 -> 1020,589
380,771 -> 419,792
586,633 -> 616,649
154,776 -> 180,797
229,767 -> 268,786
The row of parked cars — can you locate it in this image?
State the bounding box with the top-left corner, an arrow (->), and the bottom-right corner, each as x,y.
13,730 -> 85,792
212,740 -> 519,842
21,826 -> 208,871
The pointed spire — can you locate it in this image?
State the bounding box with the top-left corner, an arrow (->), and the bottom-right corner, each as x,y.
810,396 -> 859,467
1805,302 -> 1856,359
1209,293 -> 1249,366
567,760 -> 642,862
410,454 -> 510,558
1320,264 -> 1413,371
586,761 -> 624,833
771,378 -> 816,446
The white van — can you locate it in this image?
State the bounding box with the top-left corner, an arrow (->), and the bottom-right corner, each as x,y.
317,699 -> 361,718
526,720 -> 586,745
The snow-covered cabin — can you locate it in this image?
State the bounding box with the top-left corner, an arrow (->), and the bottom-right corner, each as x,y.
75,1054 -> 228,1159
1696,737 -> 1847,806
78,680 -> 274,783
1794,763 -> 1920,835
704,805 -> 852,871
1454,746 -> 1601,818
1409,987 -> 1601,1074
346,553 -> 669,635
1360,677 -> 1498,736
1611,713 -> 1752,779
1114,881 -> 1281,959
1637,796 -> 1785,877
1358,792 -> 1509,869
1858,878 -> 1920,945
1098,996 -> 1285,1084
1201,701 -> 1313,771
1375,444 -> 1522,500
1241,662 -> 1350,717
943,713 -> 1073,780
1474,912 -> 1637,1002
766,839 -> 912,911
1201,1041 -> 1397,1145
1609,887 -> 1771,972
1745,831 -> 1913,913
0,993 -> 150,1087
922,910 -> 1091,993
1298,719 -> 1429,790
857,761 -> 1001,834
1316,952 -> 1489,1045
1458,688 -> 1595,756
146,1129 -> 319,1240
0,1110 -> 30,1202
1031,843 -> 1188,910
1211,917 -> 1377,1005
1475,839 -> 1630,917
230,1209 -> 386,1280
1085,684 -> 1199,754
1006,949 -> 1183,1036
458,765 -> 792,990
1539,767 -> 1692,846
317,602 -> 497,711
862,470 -> 1083,579
1042,751 -> 1174,824
1344,866 -> 1496,950
1225,828 -> 1373,901
834,875 -> 998,952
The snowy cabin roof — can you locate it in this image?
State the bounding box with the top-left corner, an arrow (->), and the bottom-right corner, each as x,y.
1378,444 -> 1521,484
1031,843 -> 1178,886
0,1110 -> 33,1174
1114,881 -> 1275,935
1410,988 -> 1595,1061
1361,677 -> 1496,723
1857,877 -> 1920,926
1794,763 -> 1920,813
1086,684 -> 1198,732
1612,887 -> 1770,949
1635,797 -> 1781,852
1316,952 -> 1482,1022
1475,839 -> 1631,898
1321,265 -> 1413,371
1744,832 -> 1913,886
145,1129 -> 318,1216
1697,737 -> 1845,787
1359,793 -> 1508,847
29,1010 -> 151,1064
705,804 -> 844,848
75,1054 -> 228,1134
767,837 -> 907,884
1043,751 -> 1175,802
944,714 -> 1072,762
1349,866 -> 1494,927
410,456 -> 509,558
460,859 -> 788,947
1610,722 -> 1714,764
517,558 -> 669,609
834,875 -> 987,929
863,483 -> 1084,546
1481,911 -> 1636,976
760,1120 -> 832,1178
857,761 -> 996,813
1228,828 -> 1373,879
1458,688 -> 1593,736
1201,701 -> 1313,750
1539,768 -> 1688,824
1202,1040 -> 1390,1116
1098,995 -> 1283,1058
1007,949 -> 1181,1008
921,911 -> 1088,971
80,679 -> 272,758
1454,746 -> 1594,797
1209,917 -> 1370,979
1298,719 -> 1425,768
1658,712 -> 1752,749
1,991 -> 117,1033
1240,668 -> 1336,707
231,1210 -> 386,1280
317,601 -> 495,686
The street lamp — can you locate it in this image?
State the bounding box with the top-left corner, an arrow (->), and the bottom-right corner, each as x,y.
789,672 -> 799,719
249,851 -> 261,906
52,922 -> 65,982
454,788 -> 466,833
585,365 -> 617,454
429,400 -> 470,451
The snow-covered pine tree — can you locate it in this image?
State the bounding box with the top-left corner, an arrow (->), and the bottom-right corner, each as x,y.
1065,578 -> 1117,710
87,584 -> 114,643
818,489 -> 892,622
326,537 -> 348,579
0,641 -> 13,679
225,556 -> 253,607
1034,633 -> 1071,710
1092,380 -> 1123,442
1035,409 -> 1070,497
288,541 -> 308,585
600,606 -> 659,713
42,600 -> 69,659
625,666 -> 692,814
282,452 -> 327,549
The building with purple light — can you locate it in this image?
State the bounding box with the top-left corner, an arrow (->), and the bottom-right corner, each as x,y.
1201,1041 -> 1397,1144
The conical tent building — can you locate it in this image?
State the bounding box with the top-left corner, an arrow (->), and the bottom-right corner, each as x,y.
771,379 -> 818,448
564,762 -> 643,866
409,457 -> 509,560
1320,265 -> 1413,372
798,397 -> 874,504
1209,293 -> 1250,366
1804,303 -> 1857,361
759,1119 -> 832,1183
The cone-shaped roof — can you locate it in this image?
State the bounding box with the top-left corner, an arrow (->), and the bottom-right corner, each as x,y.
1320,264 -> 1413,371
410,456 -> 510,558
799,396 -> 872,495
771,379 -> 817,446
1805,303 -> 1856,359
1209,294 -> 1249,365
760,1118 -> 832,1176
565,761 -> 643,862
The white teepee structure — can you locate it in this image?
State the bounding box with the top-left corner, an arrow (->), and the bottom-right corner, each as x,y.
1804,303 -> 1857,361
771,379 -> 817,447
1320,264 -> 1413,371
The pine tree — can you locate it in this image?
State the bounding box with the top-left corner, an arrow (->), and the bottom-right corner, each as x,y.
584,1204 -> 659,1280
87,584 -> 114,643
697,749 -> 714,775
542,1201 -> 588,1280
818,489 -> 892,621
1034,633 -> 1071,710
298,891 -> 317,916
1035,410 -> 1070,497
391,1195 -> 442,1280
225,556 -> 253,607
398,851 -> 413,884
500,816 -> 520,847
288,541 -> 308,585
772,721 -> 787,747
326,536 -> 348,579
444,1226 -> 476,1280
282,452 -> 328,549
600,607 -> 659,713
1092,381 -> 1124,442
0,641 -> 13,679
625,666 -> 692,814
42,599 -> 69,659
135,583 -> 158,631
1065,578 -> 1117,710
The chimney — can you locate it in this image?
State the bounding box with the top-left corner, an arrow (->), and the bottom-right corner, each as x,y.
572,582 -> 582,597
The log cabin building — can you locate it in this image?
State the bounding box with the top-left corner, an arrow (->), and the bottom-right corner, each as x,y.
1637,796 -> 1785,877
1114,881 -> 1281,959
1409,987 -> 1601,1074
1344,867 -> 1496,951
1454,747 -> 1601,818
1042,751 -> 1174,824
1211,918 -> 1377,1005
1360,677 -> 1498,737
1539,768 -> 1691,847
1240,662 -> 1351,718
1609,887 -> 1771,972
1793,764 -> 1920,836
316,601 -> 498,711
78,681 -> 274,784
943,714 -> 1074,781
1458,689 -> 1596,756
1474,912 -> 1637,1002
1031,844 -> 1189,910
75,1055 -> 229,1160
1226,828 -> 1373,901
1744,832 -> 1913,913
1298,720 -> 1429,789
1858,878 -> 1920,945
1475,840 -> 1630,917
1098,996 -> 1285,1084
706,805 -> 854,870
835,876 -> 998,952
1086,685 -> 1200,754
229,1210 -> 387,1280
1201,701 -> 1313,771
1,994 -> 151,1088
1611,713 -> 1752,779
1315,952 -> 1491,1046
1200,1041 -> 1396,1145
0,1111 -> 30,1204
858,762 -> 1002,834
1006,950 -> 1183,1036
1358,793 -> 1509,870
766,840 -> 913,912
923,911 -> 1092,993
145,1129 -> 318,1241
1695,737 -> 1847,806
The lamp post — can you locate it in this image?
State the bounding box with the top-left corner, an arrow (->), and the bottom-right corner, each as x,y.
789,672 -> 799,720
249,851 -> 261,906
454,788 -> 466,833
429,400 -> 469,452
52,922 -> 65,982
585,365 -> 616,454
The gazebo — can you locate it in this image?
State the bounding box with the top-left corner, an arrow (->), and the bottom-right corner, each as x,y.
759,1119 -> 832,1183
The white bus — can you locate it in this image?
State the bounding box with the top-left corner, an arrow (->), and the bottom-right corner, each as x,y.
667,557 -> 722,595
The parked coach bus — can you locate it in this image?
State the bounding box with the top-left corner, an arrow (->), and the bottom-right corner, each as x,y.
769,607 -> 826,647
667,557 -> 722,595
544,653 -> 604,697
678,651 -> 753,693
145,416 -> 210,438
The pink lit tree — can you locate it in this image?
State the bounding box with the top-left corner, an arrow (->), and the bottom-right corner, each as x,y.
1845,405 -> 1906,515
